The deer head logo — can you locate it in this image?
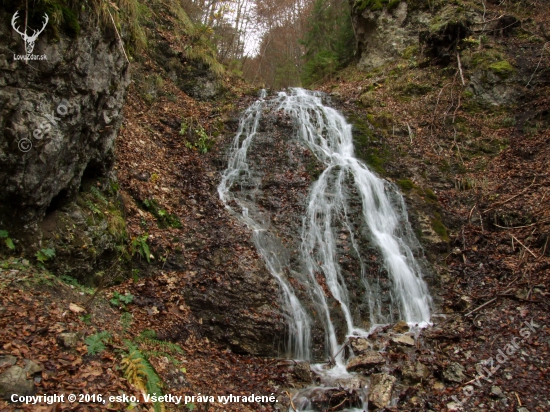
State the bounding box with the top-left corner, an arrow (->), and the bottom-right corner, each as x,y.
11,10 -> 49,55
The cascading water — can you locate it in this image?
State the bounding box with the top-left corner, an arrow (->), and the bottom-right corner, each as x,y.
218,88 -> 433,411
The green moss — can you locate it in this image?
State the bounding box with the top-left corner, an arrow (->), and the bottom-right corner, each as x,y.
431,216 -> 449,241
60,6 -> 80,37
401,45 -> 419,59
401,83 -> 433,96
366,112 -> 393,129
349,114 -> 389,175
140,198 -> 182,229
423,188 -> 438,202
488,60 -> 515,78
397,179 -> 415,190
366,114 -> 376,124
387,0 -> 401,11
107,209 -> 127,243
355,0 -> 400,12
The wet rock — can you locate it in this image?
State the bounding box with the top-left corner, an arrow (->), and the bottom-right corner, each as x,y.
293,362 -> 313,383
368,373 -> 396,409
332,375 -> 369,390
443,362 -> 466,383
391,334 -> 415,347
350,337 -> 373,355
57,332 -> 79,348
392,320 -> 410,334
0,366 -> 35,399
346,351 -> 385,372
402,360 -> 430,382
305,387 -> 367,411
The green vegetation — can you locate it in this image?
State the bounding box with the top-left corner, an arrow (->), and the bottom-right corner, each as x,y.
397,179 -> 415,190
431,214 -> 449,241
121,342 -> 165,412
141,198 -> 182,228
180,118 -> 214,153
131,234 -> 152,263
136,330 -> 185,367
349,114 -> 390,175
354,0 -> 401,12
423,188 -> 438,202
85,331 -> 112,355
488,60 -> 515,79
36,248 -> 56,264
110,291 -> 134,309
0,230 -> 15,251
401,83 -> 433,97
301,0 -> 355,86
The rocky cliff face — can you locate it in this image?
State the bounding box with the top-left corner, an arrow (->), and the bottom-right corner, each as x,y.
349,0 -> 522,107
0,6 -> 130,234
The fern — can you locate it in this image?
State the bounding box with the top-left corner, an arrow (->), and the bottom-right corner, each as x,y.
90,186 -> 108,205
136,330 -> 184,355
36,248 -> 56,263
131,234 -> 152,262
121,312 -> 133,335
85,331 -> 112,355
121,342 -> 165,412
85,200 -> 103,216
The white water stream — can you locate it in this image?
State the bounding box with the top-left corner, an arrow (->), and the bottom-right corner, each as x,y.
218,89 -> 432,410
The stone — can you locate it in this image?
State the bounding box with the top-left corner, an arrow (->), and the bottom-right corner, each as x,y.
491,385 -> 503,397
446,401 -> 462,411
346,351 -> 385,372
293,362 -> 312,383
350,337 -> 373,355
458,296 -> 473,310
0,366 -> 35,399
443,362 -> 466,383
57,332 -> 79,348
392,320 -> 409,333
402,361 -> 430,382
23,359 -> 43,375
0,355 -> 17,368
433,381 -> 446,391
333,375 -> 368,390
391,335 -> 415,347
368,373 -> 396,409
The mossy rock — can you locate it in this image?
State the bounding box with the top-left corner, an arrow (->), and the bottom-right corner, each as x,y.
349,114 -> 390,175
488,60 -> 515,79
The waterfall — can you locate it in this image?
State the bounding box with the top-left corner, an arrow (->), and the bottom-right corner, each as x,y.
218,90 -> 312,360
218,88 -> 432,365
